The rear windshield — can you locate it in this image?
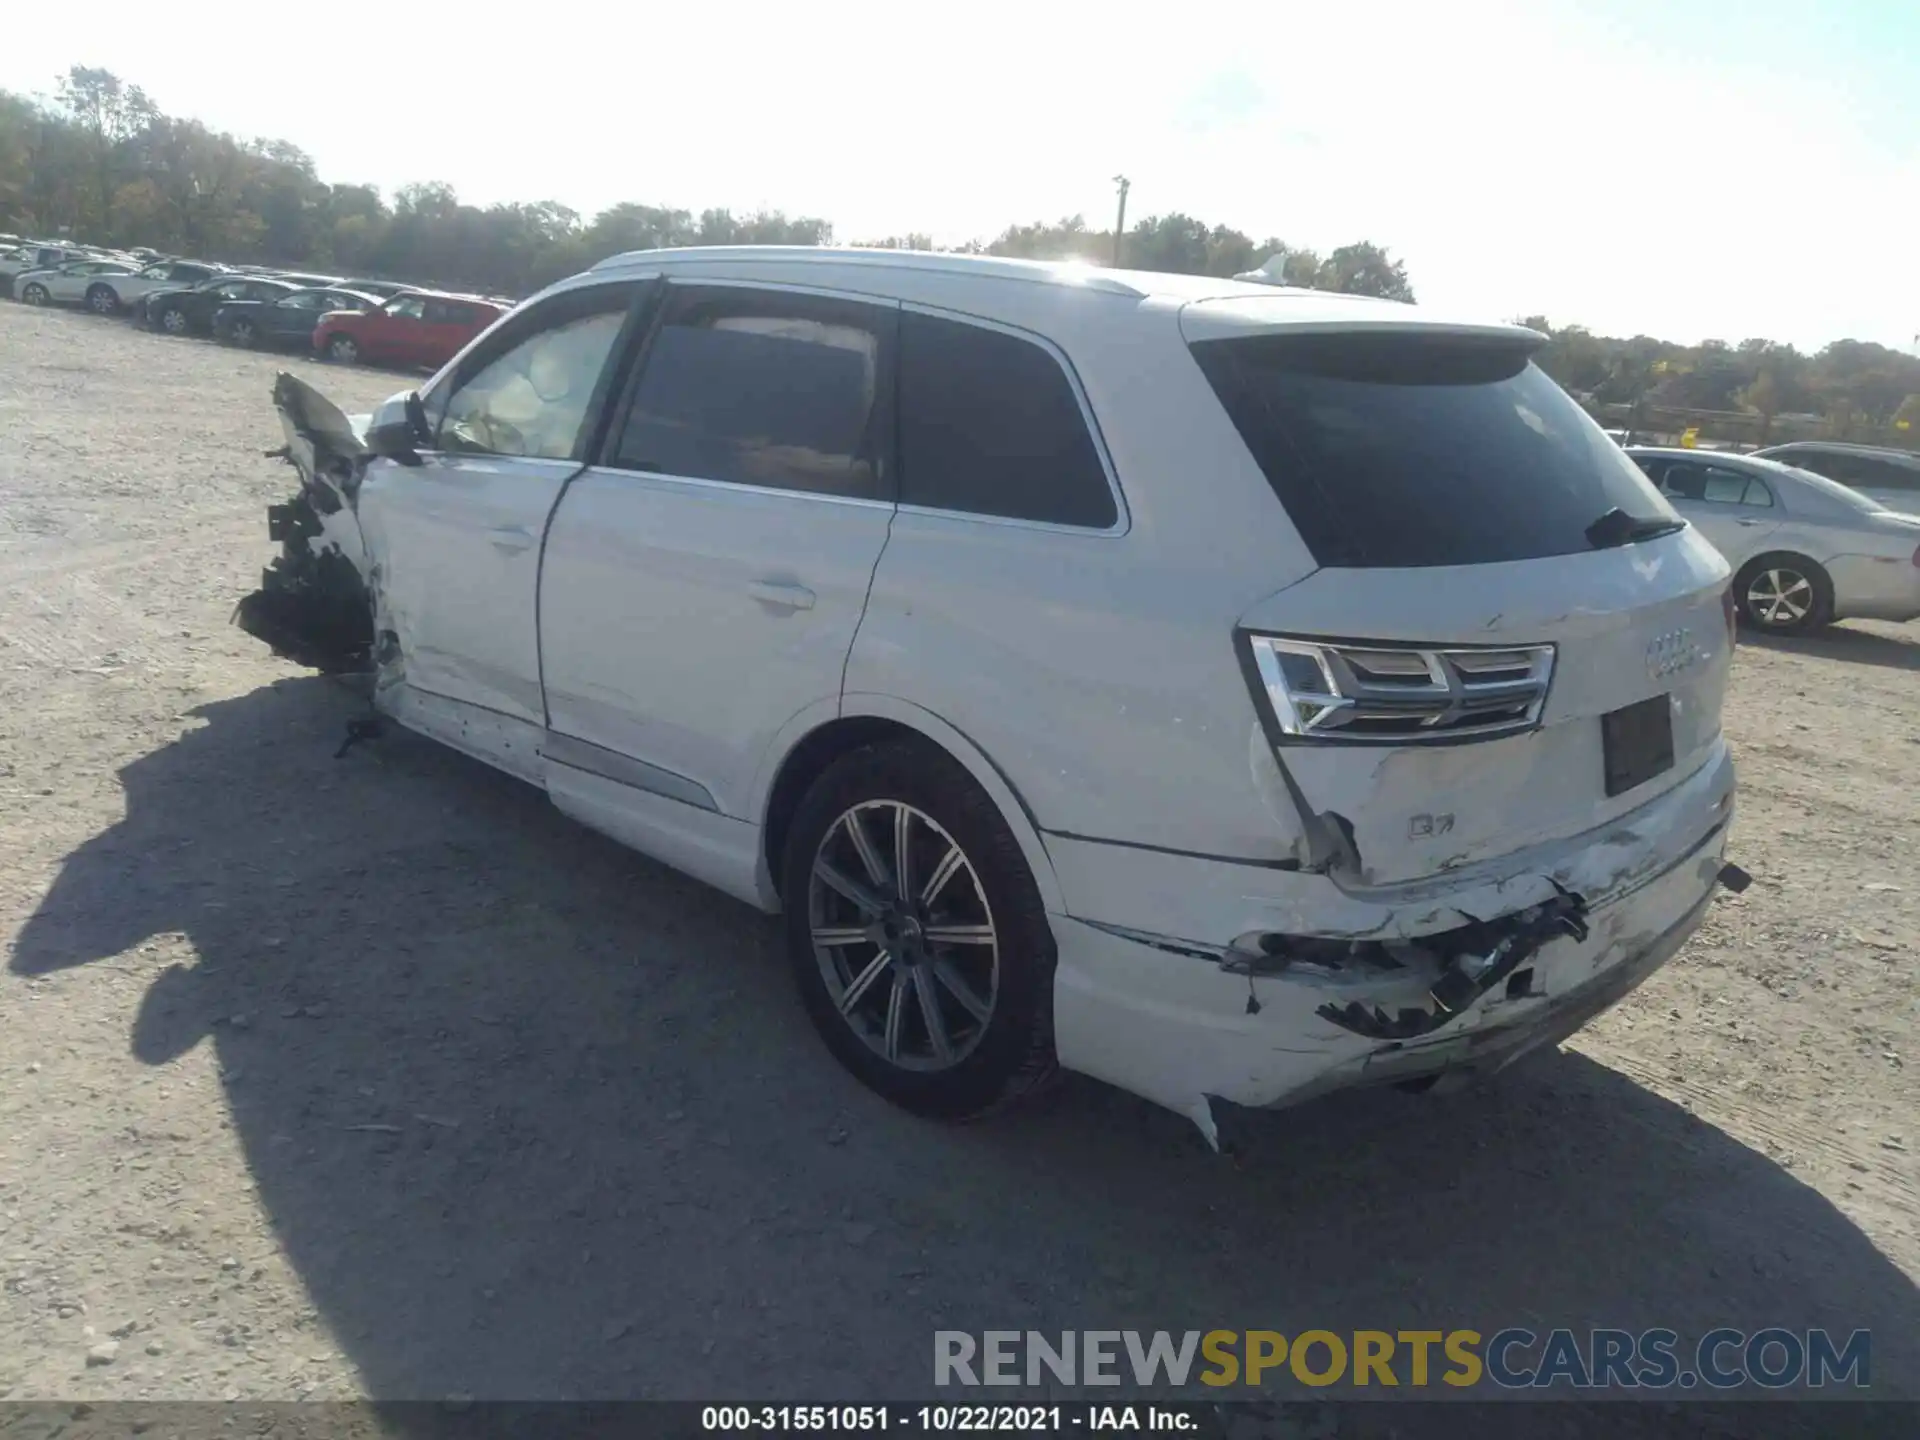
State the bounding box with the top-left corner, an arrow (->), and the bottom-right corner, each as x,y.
1189,333 -> 1673,567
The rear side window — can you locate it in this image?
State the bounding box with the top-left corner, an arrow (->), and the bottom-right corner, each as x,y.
1790,450 -> 1857,482
897,311 -> 1115,527
1190,333 -> 1672,567
611,287 -> 890,500
1855,456 -> 1920,492
1778,448 -> 1920,491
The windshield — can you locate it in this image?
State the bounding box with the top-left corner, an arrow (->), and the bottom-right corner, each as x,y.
1189,332 -> 1677,567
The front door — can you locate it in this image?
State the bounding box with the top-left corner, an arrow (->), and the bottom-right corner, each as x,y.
539,281 -> 899,819
356,280 -> 644,725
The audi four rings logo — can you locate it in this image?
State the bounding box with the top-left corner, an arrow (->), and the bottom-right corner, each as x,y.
1646,628 -> 1705,680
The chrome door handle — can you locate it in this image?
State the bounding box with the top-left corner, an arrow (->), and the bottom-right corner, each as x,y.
488,525 -> 536,553
749,580 -> 816,612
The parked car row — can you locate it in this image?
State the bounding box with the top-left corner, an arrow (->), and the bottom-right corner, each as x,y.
1,238 -> 509,370
0,240 -> 145,298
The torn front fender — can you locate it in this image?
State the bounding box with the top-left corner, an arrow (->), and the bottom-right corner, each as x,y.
231,373 -> 377,673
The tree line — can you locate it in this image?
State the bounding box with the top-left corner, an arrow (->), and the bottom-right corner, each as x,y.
1522,320 -> 1920,446
3,66 -> 1914,447
0,67 -> 1413,303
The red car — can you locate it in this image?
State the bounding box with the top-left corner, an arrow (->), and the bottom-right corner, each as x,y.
313,290 -> 507,369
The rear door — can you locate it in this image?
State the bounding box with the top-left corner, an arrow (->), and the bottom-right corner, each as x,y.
421,298 -> 487,368
356,279 -> 645,724
1188,321 -> 1734,885
368,294 -> 428,363
539,281 -> 898,819
264,290 -> 331,342
1640,456 -> 1780,565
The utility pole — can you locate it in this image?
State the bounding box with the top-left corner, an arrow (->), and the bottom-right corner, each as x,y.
1111,175 -> 1130,266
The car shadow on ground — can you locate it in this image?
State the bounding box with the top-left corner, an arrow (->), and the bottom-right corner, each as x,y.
12,678 -> 1918,1402
1744,622 -> 1920,672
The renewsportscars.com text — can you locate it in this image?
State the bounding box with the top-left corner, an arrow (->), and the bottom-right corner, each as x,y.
934,1328 -> 1871,1390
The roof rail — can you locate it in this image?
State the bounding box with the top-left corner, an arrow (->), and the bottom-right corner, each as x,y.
589,245 -> 1148,297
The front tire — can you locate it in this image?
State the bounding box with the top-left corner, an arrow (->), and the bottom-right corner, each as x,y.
20,283 -> 49,306
781,740 -> 1058,1119
157,306 -> 190,335
86,284 -> 119,315
326,334 -> 360,364
1735,554 -> 1833,634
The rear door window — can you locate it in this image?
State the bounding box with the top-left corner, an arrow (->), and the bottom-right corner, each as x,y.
608,285 -> 893,501
1189,333 -> 1674,567
896,310 -> 1116,528
1699,465 -> 1770,506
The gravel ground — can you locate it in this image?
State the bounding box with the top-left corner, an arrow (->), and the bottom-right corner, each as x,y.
0,302 -> 1915,1404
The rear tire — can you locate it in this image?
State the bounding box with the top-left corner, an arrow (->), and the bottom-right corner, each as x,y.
780,739 -> 1058,1120
1735,553 -> 1833,634
86,284 -> 119,315
157,306 -> 190,335
225,318 -> 257,349
326,334 -> 360,364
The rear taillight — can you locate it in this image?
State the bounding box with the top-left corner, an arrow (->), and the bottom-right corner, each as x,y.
1242,633 -> 1556,743
1721,585 -> 1738,645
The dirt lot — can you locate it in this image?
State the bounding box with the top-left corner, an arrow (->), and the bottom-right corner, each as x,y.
0,301 -> 1915,1404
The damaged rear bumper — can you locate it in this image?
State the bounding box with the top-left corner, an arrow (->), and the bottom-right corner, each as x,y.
1048,742 -> 1736,1136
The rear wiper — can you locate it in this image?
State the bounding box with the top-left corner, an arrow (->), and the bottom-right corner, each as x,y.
1585,507 -> 1686,549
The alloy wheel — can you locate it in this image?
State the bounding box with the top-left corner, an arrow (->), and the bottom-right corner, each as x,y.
807,800 -> 998,1072
1746,567 -> 1813,627
161,309 -> 187,334
329,336 -> 358,363
22,285 -> 47,306
231,321 -> 255,347
88,288 -> 116,314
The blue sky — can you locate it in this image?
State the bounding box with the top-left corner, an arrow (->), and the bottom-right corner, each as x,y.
6,0 -> 1915,352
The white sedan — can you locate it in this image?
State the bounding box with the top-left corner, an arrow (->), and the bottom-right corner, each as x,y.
13,258 -> 140,308
1628,447 -> 1920,632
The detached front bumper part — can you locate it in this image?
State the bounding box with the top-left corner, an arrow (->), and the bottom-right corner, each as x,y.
232,374 -> 378,674
231,496 -> 374,673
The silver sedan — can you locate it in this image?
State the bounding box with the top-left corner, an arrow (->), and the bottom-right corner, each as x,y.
1627,447 -> 1920,633
12,258 -> 139,308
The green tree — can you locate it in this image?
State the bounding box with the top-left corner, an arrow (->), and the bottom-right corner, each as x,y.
55,66 -> 157,236
1312,241 -> 1415,302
